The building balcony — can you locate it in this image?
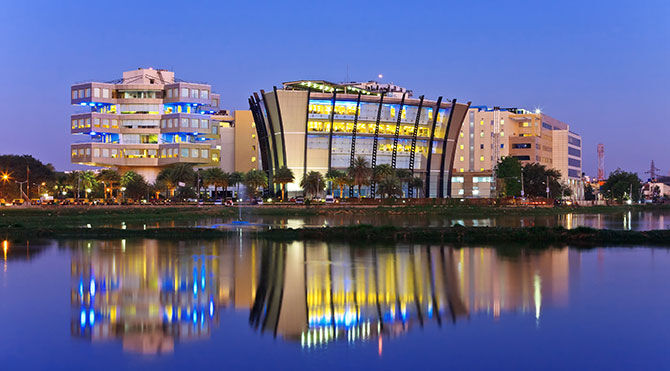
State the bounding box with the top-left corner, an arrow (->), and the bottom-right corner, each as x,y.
160,113 -> 212,135
162,82 -> 213,105
71,143 -> 219,168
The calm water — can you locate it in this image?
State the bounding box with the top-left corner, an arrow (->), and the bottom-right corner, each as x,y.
111,208 -> 670,231
1,238 -> 669,370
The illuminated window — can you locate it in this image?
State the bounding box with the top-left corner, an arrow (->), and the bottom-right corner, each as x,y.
93,148 -> 99,157
500,132 -> 505,137
191,119 -> 198,128
459,168 -> 464,172
480,168 -> 484,171
182,118 -> 188,128
480,131 -> 484,137
102,89 -> 109,99
102,149 -> 109,157
201,149 -> 208,158
460,144 -> 464,150
523,122 -> 530,127
191,149 -> 198,157
167,89 -> 172,98
480,120 -> 483,126
251,156 -> 256,162
71,149 -> 77,157
201,120 -> 208,129
181,148 -> 189,157
181,88 -> 189,97
85,88 -> 90,97
459,156 -> 464,161
460,132 -> 464,138
71,90 -> 77,99
191,89 -> 199,99
480,156 -> 484,161
85,118 -> 91,127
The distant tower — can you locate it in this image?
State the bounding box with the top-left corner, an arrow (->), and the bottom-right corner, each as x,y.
597,143 -> 605,181
645,160 -> 661,180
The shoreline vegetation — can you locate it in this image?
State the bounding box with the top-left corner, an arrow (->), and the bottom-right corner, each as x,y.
1,204 -> 668,246
0,224 -> 669,247
1,204 -> 668,228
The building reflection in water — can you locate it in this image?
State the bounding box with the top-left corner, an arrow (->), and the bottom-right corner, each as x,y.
65,239 -> 577,353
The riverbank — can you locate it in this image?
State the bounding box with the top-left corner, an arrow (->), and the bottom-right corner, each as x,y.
1,204 -> 668,228
1,224 -> 669,247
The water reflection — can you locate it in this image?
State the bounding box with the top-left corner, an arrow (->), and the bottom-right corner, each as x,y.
64,239 -> 577,354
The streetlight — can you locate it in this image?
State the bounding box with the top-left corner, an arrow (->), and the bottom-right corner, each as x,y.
121,187 -> 126,201
85,188 -> 92,200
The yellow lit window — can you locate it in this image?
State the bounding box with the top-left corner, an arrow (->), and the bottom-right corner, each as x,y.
460,132 -> 464,138
500,132 -> 505,137
459,156 -> 464,161
480,120 -> 484,126
480,167 -> 484,171
459,168 -> 464,173
459,144 -> 464,150
523,122 -> 529,127
480,131 -> 484,137
480,156 -> 484,161
251,156 -> 256,162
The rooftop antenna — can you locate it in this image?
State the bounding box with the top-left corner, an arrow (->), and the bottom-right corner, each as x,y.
645,160 -> 661,181
597,143 -> 605,181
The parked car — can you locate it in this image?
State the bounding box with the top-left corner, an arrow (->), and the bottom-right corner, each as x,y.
0,199 -> 6,206
224,199 -> 234,206
295,196 -> 304,204
325,195 -> 334,204
252,198 -> 263,205
12,199 -> 25,205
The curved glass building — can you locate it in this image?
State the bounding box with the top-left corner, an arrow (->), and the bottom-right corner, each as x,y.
249,80 -> 470,197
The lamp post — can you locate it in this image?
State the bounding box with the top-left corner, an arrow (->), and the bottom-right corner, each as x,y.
121,187 -> 126,202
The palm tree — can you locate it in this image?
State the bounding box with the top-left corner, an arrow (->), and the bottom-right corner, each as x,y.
348,156 -> 371,198
325,169 -> 342,196
377,176 -> 402,198
157,163 -> 195,198
230,171 -> 244,199
373,164 -> 394,182
300,171 -> 325,198
204,168 -> 229,199
274,166 -> 294,201
96,169 -> 121,199
244,169 -> 268,198
395,169 -> 412,198
326,169 -> 347,198
410,176 -> 424,198
80,171 -> 98,199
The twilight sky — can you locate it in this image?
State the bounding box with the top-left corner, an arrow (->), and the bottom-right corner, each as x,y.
0,0 -> 668,177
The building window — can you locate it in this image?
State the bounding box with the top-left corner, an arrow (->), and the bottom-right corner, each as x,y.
451,177 -> 464,183
72,90 -> 77,99
182,118 -> 189,128
181,88 -> 189,97
181,148 -> 189,157
480,155 -> 484,161
102,149 -> 109,157
201,120 -> 208,129
85,148 -> 90,156
512,143 -> 531,149
191,119 -> 199,128
459,144 -> 464,150
568,147 -> 581,157
167,89 -> 172,98
112,120 -> 118,128
480,144 -> 484,149
71,119 -> 76,129
85,88 -> 90,97
93,148 -> 100,157
191,149 -> 198,157
568,158 -> 581,167
102,89 -> 109,98
480,131 -> 484,137
85,118 -> 91,127
568,136 -> 581,146
71,149 -> 77,157
191,89 -> 198,99
93,88 -> 100,98
513,155 -> 531,161
200,90 -> 208,99
201,149 -> 208,158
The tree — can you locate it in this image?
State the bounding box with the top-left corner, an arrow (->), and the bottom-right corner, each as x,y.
584,183 -> 596,201
521,162 -> 563,198
300,171 -> 325,198
377,176 -> 402,198
348,156 -> 371,198
601,169 -> 642,202
230,171 -> 244,199
409,176 -> 424,198
396,169 -> 412,197
204,168 -> 229,199
331,170 -> 350,199
373,164 -> 394,183
120,171 -> 148,200
96,169 -> 121,199
157,163 -> 195,197
494,156 -> 522,197
0,155 -> 56,200
274,166 -> 295,200
244,169 -> 268,198
79,171 -> 98,198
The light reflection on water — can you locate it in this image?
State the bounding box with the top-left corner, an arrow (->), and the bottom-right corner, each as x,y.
96,209 -> 670,231
62,239 -> 575,354
2,238 -> 670,370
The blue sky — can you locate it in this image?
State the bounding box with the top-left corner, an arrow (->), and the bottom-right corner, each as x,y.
0,0 -> 668,177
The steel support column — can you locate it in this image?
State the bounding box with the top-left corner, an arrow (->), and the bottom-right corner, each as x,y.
424,96 -> 443,198
438,99 -> 457,198
303,89 -> 311,180
370,94 -> 385,198
407,95 -> 424,198
348,92 -> 362,198
327,92 -> 337,173
391,92 -> 407,169
446,101 -> 471,198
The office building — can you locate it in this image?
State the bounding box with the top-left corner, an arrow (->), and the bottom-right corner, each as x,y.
452,107 -> 583,199
70,68 -> 221,182
249,80 -> 471,198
